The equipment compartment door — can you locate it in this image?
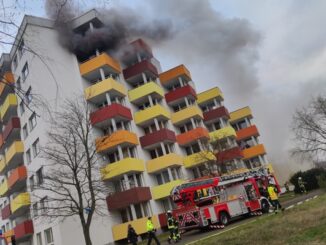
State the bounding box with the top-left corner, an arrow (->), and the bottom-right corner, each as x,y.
227,199 -> 248,217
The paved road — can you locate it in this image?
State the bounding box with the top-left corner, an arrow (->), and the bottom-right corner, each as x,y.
157,189 -> 324,245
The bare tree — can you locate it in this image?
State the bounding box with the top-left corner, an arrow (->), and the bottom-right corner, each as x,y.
292,96 -> 326,161
33,97 -> 108,245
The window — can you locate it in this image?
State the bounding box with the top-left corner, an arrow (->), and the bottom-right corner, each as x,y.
29,112 -> 37,131
29,175 -> 34,191
37,167 -> 44,185
32,138 -> 40,157
25,86 -> 32,104
19,101 -> 25,115
12,55 -> 18,70
44,228 -> 54,244
33,202 -> 38,217
40,196 -> 48,214
16,77 -> 21,90
26,149 -> 31,164
36,232 -> 43,245
22,124 -> 28,139
22,62 -> 29,81
18,39 -> 26,57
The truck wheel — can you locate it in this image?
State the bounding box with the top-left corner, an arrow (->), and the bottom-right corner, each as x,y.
219,212 -> 229,226
261,199 -> 270,213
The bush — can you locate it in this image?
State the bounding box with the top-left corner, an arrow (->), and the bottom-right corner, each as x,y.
289,168 -> 326,193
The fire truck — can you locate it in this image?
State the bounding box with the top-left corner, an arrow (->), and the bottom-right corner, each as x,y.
170,167 -> 279,230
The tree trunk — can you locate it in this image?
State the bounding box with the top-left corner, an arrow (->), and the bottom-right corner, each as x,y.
82,225 -> 92,245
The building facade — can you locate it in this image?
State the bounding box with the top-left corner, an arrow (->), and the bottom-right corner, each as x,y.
0,10 -> 274,245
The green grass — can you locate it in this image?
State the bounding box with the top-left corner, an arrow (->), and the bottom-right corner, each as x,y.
192,194 -> 326,245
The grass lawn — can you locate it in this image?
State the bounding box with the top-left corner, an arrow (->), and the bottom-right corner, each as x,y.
192,193 -> 326,245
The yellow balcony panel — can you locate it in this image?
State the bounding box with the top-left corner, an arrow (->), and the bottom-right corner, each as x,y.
101,158 -> 145,181
242,144 -> 266,160
5,141 -> 24,170
96,130 -> 138,153
159,65 -> 192,87
209,126 -> 237,142
266,163 -> 275,174
0,158 -> 6,174
79,53 -> 121,78
147,153 -> 184,173
152,179 -> 185,200
230,106 -> 253,123
3,229 -> 14,243
0,179 -> 8,196
128,81 -> 164,104
84,77 -> 127,104
0,94 -> 17,122
171,105 -> 203,125
112,216 -> 160,241
134,104 -> 170,126
184,151 -> 216,168
11,192 -> 30,214
197,87 -> 224,105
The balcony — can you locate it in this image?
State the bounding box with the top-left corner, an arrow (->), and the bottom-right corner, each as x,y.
101,158 -> 145,181
242,144 -> 266,160
159,65 -> 191,87
106,187 -> 152,211
95,130 -> 138,153
171,105 -> 203,126
128,81 -> 164,104
2,117 -> 21,144
1,204 -> 11,219
3,230 -> 14,244
230,106 -> 253,124
147,153 -> 183,173
14,220 -> 34,240
0,134 -> 3,149
176,127 -> 209,146
112,216 -> 160,241
0,179 -> 8,197
0,157 -> 5,174
123,60 -> 158,81
90,103 -> 132,128
84,77 -> 126,104
209,126 -> 237,142
10,192 -> 30,216
216,147 -> 244,163
0,72 -> 14,97
236,125 -> 259,141
122,39 -> 153,65
5,141 -> 24,171
165,84 -> 197,104
203,106 -> 230,122
197,87 -> 224,105
152,179 -> 185,200
184,151 -> 216,168
8,166 -> 27,194
140,128 -> 176,149
0,94 -> 18,122
134,104 -> 170,126
79,53 -> 121,80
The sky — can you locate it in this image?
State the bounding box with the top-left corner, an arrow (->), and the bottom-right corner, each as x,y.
2,0 -> 326,182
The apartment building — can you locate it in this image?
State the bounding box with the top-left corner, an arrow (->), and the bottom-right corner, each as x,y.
0,10 -> 274,245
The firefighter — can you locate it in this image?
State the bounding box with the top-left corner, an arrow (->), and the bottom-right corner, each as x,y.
146,217 -> 160,245
298,177 -> 307,194
267,183 -> 283,213
167,211 -> 176,244
174,217 -> 181,242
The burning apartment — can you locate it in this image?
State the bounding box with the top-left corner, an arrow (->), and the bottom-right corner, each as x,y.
0,9 -> 273,245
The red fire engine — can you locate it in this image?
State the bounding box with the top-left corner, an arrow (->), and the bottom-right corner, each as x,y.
170,167 -> 279,230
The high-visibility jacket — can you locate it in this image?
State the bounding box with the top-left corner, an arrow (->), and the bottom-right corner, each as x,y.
268,186 -> 278,200
167,217 -> 175,229
147,219 -> 155,232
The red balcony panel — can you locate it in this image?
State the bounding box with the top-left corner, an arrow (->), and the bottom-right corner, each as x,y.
140,128 -> 176,148
165,85 -> 197,104
158,212 -> 168,228
1,204 -> 11,220
2,117 -> 20,141
130,39 -> 153,57
203,106 -> 230,122
123,60 -> 158,80
14,220 -> 34,240
90,103 -> 132,127
106,187 -> 152,211
216,146 -> 244,163
8,166 -> 27,190
236,125 -> 259,141
0,134 -> 3,149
